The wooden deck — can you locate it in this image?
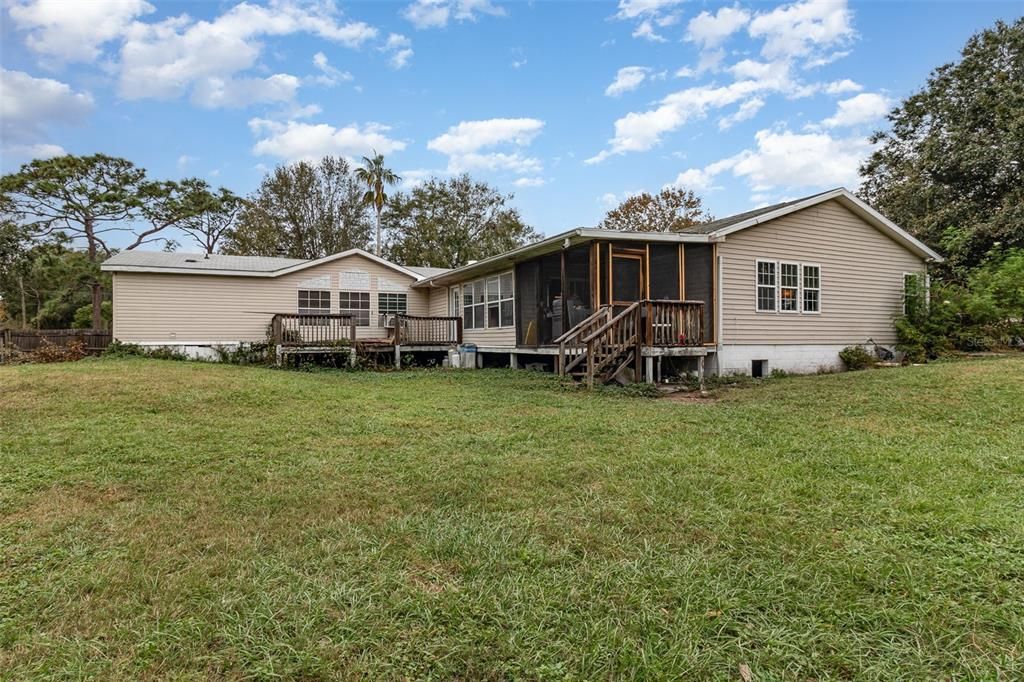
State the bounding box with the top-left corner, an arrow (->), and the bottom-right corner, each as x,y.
269,313 -> 463,367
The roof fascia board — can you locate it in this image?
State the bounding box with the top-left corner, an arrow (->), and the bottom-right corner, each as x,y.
413,229 -> 713,287
101,265 -> 275,276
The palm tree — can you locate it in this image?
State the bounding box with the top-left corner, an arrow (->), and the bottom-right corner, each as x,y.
355,151 -> 401,256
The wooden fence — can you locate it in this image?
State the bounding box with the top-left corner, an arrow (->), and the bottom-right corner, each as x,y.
1,328 -> 112,354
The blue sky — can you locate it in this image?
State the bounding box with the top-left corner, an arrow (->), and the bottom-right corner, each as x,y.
1,0 -> 1019,247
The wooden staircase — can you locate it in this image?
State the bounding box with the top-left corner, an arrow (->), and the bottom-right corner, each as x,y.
557,300 -> 706,387
557,302 -> 643,387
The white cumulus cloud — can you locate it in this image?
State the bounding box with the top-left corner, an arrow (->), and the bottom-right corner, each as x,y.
382,33 -> 414,69
669,126 -> 873,195
685,6 -> 751,49
7,0 -> 154,63
822,92 -> 891,128
748,0 -> 855,64
427,117 -> 545,177
118,1 -> 377,106
403,0 -> 506,30
605,66 -> 652,97
311,51 -> 354,86
249,118 -> 407,162
824,78 -> 862,95
0,68 -> 93,158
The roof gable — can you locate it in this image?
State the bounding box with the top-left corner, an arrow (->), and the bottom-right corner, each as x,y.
703,188 -> 943,262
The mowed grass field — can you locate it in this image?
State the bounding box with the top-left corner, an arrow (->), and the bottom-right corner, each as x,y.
1,357 -> 1023,680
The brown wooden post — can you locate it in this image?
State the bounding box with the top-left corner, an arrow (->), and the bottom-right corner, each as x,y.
586,339 -> 595,389
634,306 -> 642,380
560,248 -> 568,338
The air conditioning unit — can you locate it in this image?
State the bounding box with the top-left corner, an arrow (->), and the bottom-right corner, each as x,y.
380,314 -> 398,328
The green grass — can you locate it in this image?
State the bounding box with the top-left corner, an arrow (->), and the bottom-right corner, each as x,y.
1,357 -> 1023,680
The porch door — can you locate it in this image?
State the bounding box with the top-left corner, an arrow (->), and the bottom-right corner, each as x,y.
611,253 -> 645,309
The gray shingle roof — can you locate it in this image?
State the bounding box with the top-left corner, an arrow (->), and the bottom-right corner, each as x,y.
678,189 -> 836,234
103,251 -> 307,273
102,250 -> 450,279
406,265 -> 452,278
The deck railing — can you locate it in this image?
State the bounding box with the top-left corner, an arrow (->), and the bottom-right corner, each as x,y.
394,314 -> 462,346
270,313 -> 356,347
644,300 -> 704,347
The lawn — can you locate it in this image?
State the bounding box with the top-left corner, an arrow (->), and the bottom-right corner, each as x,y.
1,357 -> 1023,679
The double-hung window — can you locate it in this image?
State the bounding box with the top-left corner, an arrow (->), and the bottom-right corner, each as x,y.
755,261 -> 821,314
378,293 -> 407,326
803,265 -> 821,313
779,262 -> 800,312
338,291 -> 370,326
462,272 -> 514,330
298,289 -> 331,316
756,261 -> 776,312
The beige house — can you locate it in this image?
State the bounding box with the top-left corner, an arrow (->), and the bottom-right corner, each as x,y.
103,188 -> 942,380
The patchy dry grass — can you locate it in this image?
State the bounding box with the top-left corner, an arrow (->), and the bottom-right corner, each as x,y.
1,357 -> 1023,679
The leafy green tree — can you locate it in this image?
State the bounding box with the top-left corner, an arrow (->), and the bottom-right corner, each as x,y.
355,151 -> 401,257
0,244 -> 106,329
1,154 -> 210,327
384,174 -> 541,268
599,187 -> 713,232
859,18 -> 1024,276
174,180 -> 243,254
224,157 -> 373,259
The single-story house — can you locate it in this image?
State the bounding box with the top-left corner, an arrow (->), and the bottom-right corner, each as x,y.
102,187 -> 942,381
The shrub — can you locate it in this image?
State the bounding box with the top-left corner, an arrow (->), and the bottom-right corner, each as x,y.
895,257 -> 1024,362
102,340 -> 147,358
212,342 -> 271,365
102,341 -> 190,361
839,345 -> 875,371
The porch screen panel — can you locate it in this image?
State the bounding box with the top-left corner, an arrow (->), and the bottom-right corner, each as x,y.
649,244 -> 681,300
515,260 -> 540,346
684,244 -> 714,343
539,254 -> 563,344
564,246 -> 593,330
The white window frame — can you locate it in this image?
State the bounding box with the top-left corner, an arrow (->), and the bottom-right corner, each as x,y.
377,292 -> 408,327
338,290 -> 370,326
461,271 -> 514,330
755,260 -> 822,315
297,289 -> 331,316
755,260 -> 777,313
779,262 -> 801,314
802,263 -> 821,315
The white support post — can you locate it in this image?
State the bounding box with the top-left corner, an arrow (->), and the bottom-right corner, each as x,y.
349,346 -> 357,368
394,344 -> 401,369
698,355 -> 705,392
645,356 -> 654,384
510,353 -> 518,369
275,344 -> 283,367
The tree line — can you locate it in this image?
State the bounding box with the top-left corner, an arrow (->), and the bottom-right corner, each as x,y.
2,18 -> 1021,339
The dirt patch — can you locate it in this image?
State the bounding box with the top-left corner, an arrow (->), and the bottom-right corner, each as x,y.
661,389 -> 719,404
3,482 -> 134,527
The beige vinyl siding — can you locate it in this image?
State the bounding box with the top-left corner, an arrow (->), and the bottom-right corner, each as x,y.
718,199 -> 926,345
426,286 -> 450,317
112,253 -> 427,343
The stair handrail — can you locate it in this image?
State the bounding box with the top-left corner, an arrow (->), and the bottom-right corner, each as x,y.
555,305 -> 611,375
583,301 -> 642,388
580,301 -> 641,344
